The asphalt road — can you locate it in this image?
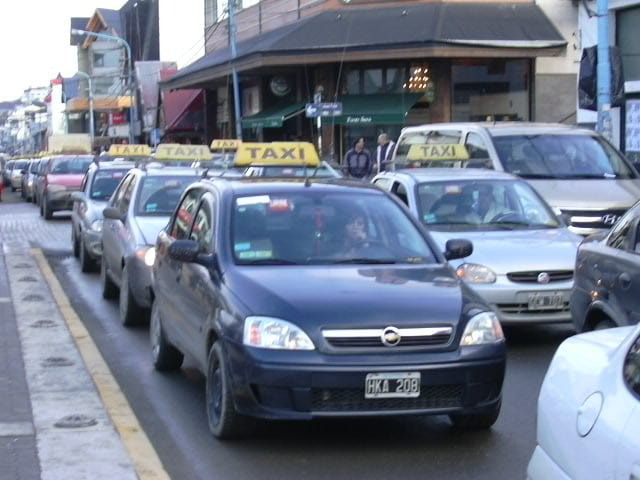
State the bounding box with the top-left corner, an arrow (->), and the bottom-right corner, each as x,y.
47,251 -> 575,480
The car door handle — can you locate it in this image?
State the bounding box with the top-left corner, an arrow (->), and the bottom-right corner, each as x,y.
618,272 -> 632,290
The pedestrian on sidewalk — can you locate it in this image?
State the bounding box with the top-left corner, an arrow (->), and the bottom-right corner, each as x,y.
375,133 -> 395,174
344,137 -> 372,179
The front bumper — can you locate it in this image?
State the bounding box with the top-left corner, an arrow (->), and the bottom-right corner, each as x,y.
83,229 -> 103,259
47,189 -> 78,212
126,255 -> 153,309
225,341 -> 505,420
472,280 -> 572,325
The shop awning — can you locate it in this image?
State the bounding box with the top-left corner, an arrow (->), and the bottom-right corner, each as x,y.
331,94 -> 423,125
162,3 -> 566,91
241,102 -> 306,129
164,88 -> 204,131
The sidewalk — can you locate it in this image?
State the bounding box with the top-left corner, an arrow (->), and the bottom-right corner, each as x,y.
0,191 -> 145,480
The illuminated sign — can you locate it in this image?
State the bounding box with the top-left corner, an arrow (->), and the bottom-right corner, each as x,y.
154,144 -> 211,161
107,144 -> 152,157
406,144 -> 469,161
234,142 -> 320,166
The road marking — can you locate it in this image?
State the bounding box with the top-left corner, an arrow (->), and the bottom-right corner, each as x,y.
32,249 -> 170,480
0,422 -> 34,436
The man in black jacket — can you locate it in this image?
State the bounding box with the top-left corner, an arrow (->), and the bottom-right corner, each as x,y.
344,137 -> 372,179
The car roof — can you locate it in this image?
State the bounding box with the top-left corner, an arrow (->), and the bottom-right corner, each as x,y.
400,122 -> 597,137
87,160 -> 136,171
201,177 -> 384,196
380,168 -> 519,183
131,166 -> 202,177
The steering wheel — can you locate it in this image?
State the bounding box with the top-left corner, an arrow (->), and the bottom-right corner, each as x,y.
490,211 -> 525,223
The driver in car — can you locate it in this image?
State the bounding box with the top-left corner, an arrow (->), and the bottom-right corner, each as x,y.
474,185 -> 501,223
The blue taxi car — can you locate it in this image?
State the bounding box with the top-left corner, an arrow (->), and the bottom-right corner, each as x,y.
151,176 -> 506,438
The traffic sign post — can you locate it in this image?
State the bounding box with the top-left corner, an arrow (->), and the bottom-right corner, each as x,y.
306,101 -> 342,158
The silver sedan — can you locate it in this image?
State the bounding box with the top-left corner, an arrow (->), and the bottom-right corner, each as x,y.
373,168 -> 583,325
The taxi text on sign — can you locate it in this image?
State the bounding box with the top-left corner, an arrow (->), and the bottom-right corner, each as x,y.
155,144 -> 211,160
234,142 -> 320,166
107,144 -> 152,157
210,139 -> 242,150
406,144 -> 469,162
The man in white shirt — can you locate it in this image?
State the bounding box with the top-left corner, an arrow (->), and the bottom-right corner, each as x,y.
375,133 -> 395,174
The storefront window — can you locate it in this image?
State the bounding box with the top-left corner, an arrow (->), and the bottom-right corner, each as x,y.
386,68 -> 405,92
452,59 -> 530,122
363,69 -> 383,94
342,66 -> 410,95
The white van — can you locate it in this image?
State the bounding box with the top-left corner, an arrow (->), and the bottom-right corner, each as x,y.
392,122 -> 640,236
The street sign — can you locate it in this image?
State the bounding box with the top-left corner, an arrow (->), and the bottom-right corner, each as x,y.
305,102 -> 343,118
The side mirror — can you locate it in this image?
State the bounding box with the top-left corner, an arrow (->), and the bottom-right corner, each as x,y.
21,169 -> 27,174
103,206 -> 124,221
71,192 -> 86,203
168,240 -> 200,263
444,238 -> 473,260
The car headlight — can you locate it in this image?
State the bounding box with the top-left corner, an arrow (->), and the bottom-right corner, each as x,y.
48,184 -> 67,193
461,311 -> 504,346
135,246 -> 156,267
89,219 -> 103,233
243,316 -> 315,350
455,263 -> 497,284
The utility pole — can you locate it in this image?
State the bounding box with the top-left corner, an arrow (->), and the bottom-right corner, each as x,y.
75,71 -> 95,149
228,0 -> 243,140
596,0 -> 613,141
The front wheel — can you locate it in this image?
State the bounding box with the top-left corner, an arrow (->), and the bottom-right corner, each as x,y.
206,342 -> 251,439
119,264 -> 146,326
42,196 -> 53,220
150,301 -> 183,370
79,238 -> 97,273
72,230 -> 80,258
449,401 -> 501,429
100,259 -> 118,300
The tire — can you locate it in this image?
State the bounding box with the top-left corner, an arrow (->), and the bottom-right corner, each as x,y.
79,238 -> 97,273
72,230 -> 80,258
206,342 -> 251,439
119,263 -> 146,327
100,258 -> 118,300
43,196 -> 53,220
449,401 -> 501,429
593,318 -> 616,331
150,301 -> 183,370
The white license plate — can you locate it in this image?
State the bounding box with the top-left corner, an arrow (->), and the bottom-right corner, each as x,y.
527,292 -> 564,311
364,372 -> 420,399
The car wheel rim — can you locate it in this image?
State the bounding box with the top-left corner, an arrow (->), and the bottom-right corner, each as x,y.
208,359 -> 222,425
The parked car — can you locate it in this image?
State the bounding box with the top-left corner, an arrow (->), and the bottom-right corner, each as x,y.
2,160 -> 14,186
21,159 -> 39,201
9,159 -> 28,192
71,160 -> 135,272
151,177 -> 506,439
392,122 -> 640,236
570,200 -> 640,332
100,164 -> 201,326
39,154 -> 93,219
373,168 -> 582,325
33,157 -> 50,206
527,323 -> 640,479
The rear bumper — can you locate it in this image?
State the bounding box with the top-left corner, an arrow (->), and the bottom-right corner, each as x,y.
46,190 -> 77,212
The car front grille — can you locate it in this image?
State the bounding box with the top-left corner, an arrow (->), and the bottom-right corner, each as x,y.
311,385 -> 464,412
506,270 -> 573,283
496,301 -> 570,315
561,208 -> 627,230
322,326 -> 453,349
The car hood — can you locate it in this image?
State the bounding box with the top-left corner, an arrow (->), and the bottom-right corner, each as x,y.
527,179 -> 640,210
430,229 -> 580,274
133,216 -> 170,245
227,265 -> 467,328
46,173 -> 85,188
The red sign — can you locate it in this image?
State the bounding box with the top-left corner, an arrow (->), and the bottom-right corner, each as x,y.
110,112 -> 127,125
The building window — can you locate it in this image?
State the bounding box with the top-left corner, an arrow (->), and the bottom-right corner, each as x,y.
342,66 -> 410,95
617,6 -> 640,82
452,59 -> 530,122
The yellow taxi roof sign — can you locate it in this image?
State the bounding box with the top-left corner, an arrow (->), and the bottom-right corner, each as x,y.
234,142 -> 320,167
210,139 -> 242,150
407,144 -> 469,162
107,144 -> 152,157
155,144 -> 211,161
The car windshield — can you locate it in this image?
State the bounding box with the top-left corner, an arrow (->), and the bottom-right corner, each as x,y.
50,155 -> 93,174
89,169 -> 129,200
492,134 -> 636,179
232,191 -> 437,265
29,161 -> 40,173
136,175 -> 199,215
417,179 -> 561,232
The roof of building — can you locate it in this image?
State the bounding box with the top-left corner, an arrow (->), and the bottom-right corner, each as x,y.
96,8 -> 123,37
70,17 -> 90,45
163,2 -> 566,90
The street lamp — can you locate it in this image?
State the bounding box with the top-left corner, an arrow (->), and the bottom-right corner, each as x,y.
74,71 -> 95,148
71,28 -> 138,144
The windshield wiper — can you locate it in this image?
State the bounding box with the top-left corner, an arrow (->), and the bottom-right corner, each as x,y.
514,173 -> 556,179
241,258 -> 299,265
332,258 -> 398,265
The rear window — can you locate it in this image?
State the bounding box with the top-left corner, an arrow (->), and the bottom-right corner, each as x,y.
492,134 -> 636,179
90,169 -> 129,201
135,175 -> 199,215
49,155 -> 93,174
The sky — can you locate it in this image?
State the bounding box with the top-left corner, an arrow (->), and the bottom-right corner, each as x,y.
0,0 -> 204,103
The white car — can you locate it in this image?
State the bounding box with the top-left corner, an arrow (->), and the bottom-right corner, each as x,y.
527,323 -> 640,479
